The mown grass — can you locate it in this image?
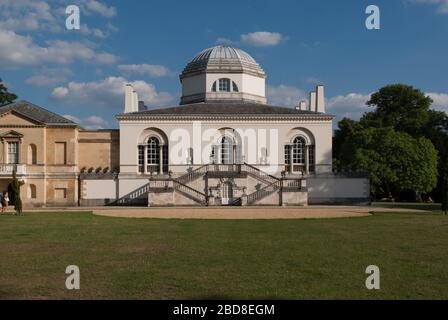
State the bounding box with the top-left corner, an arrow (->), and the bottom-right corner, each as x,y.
0,210 -> 447,300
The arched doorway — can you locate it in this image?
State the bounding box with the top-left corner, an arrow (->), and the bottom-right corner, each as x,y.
221,181 -> 234,205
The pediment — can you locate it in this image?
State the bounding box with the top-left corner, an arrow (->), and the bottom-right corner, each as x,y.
0,130 -> 24,139
0,110 -> 43,126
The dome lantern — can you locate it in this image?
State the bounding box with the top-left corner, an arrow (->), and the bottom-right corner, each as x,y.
180,46 -> 267,105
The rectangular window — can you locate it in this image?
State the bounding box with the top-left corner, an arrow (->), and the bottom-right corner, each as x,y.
309,145 -> 315,172
55,142 -> 67,165
55,188 -> 67,199
7,142 -> 19,164
138,145 -> 144,173
284,145 -> 290,164
219,79 -> 230,92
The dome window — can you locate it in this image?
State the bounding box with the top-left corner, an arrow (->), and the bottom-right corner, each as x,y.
232,81 -> 239,92
219,78 -> 231,92
212,81 -> 217,92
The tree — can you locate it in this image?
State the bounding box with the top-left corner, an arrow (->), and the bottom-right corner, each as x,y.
340,127 -> 438,198
362,84 -> 433,136
11,168 -> 22,215
0,78 -> 17,106
334,84 -> 448,201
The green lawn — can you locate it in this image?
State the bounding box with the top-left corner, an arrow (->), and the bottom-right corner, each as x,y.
0,209 -> 447,300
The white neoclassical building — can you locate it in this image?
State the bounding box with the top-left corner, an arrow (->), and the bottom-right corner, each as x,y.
80,45 -> 369,206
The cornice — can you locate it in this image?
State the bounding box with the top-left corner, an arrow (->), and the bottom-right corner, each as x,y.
116,114 -> 335,122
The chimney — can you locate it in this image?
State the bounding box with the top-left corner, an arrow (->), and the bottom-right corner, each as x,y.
296,100 -> 307,111
138,101 -> 147,111
316,84 -> 326,113
124,84 -> 137,113
309,91 -> 317,112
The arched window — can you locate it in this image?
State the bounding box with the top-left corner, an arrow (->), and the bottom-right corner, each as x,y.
232,81 -> 239,92
220,136 -> 233,164
27,184 -> 37,199
219,78 -> 231,92
292,137 -> 306,165
212,81 -> 217,92
147,137 -> 160,165
28,144 -> 37,165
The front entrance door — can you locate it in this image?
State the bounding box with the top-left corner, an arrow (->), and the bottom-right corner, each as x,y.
221,182 -> 233,205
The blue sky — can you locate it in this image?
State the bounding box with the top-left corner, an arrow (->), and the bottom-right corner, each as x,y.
1,0 -> 447,129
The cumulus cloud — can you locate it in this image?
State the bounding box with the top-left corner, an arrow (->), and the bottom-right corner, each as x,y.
0,0 -> 116,36
63,114 -> 109,129
327,93 -> 372,121
405,0 -> 448,13
25,67 -> 73,87
0,29 -> 119,68
0,0 -> 61,33
240,32 -> 284,47
81,0 -> 117,18
428,92 -> 448,112
118,64 -> 171,77
51,76 -> 175,110
266,85 -> 306,106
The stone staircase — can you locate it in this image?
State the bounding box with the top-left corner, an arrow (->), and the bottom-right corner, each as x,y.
113,164 -> 300,206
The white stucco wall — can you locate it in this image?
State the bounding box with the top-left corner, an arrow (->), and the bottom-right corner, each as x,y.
118,119 -> 333,176
182,73 -> 265,99
83,180 -> 117,199
307,175 -> 370,204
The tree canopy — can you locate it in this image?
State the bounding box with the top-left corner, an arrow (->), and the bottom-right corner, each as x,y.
338,127 -> 438,195
0,78 -> 17,106
334,84 -> 447,200
362,84 -> 433,136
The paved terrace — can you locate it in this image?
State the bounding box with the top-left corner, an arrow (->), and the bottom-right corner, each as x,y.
12,206 -> 430,220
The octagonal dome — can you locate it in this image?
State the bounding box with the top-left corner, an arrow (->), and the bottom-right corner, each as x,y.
180,45 -> 266,79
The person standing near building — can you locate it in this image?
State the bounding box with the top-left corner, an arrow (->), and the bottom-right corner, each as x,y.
3,192 -> 9,213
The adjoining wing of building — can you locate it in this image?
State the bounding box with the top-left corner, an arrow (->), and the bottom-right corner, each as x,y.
0,46 -> 369,208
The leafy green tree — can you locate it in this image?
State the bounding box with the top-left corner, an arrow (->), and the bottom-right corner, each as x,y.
334,84 -> 448,200
340,127 -> 438,198
11,168 -> 22,215
362,84 -> 433,136
0,78 -> 17,106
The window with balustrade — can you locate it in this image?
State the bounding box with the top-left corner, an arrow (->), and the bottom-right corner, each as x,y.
7,142 -> 19,164
292,137 -> 306,165
147,137 -> 160,165
220,136 -> 233,164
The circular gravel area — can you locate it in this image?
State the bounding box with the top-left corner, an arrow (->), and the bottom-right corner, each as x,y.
91,206 -> 427,220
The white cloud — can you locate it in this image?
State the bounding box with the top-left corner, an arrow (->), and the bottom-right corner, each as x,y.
63,114 -> 109,129
0,0 -> 115,37
51,76 -> 174,110
118,64 -> 171,77
0,0 -> 61,33
215,37 -> 234,46
240,32 -> 284,47
266,85 -> 306,106
0,29 -> 119,68
327,93 -> 372,122
405,0 -> 448,13
25,67 -> 73,87
428,92 -> 448,112
81,0 -> 117,18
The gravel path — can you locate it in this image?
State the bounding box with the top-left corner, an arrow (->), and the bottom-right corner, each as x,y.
91,206 -> 427,220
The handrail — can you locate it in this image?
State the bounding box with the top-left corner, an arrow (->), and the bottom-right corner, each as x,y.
176,164 -> 209,184
243,163 -> 279,184
173,180 -> 207,205
114,182 -> 151,205
247,181 -> 281,205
